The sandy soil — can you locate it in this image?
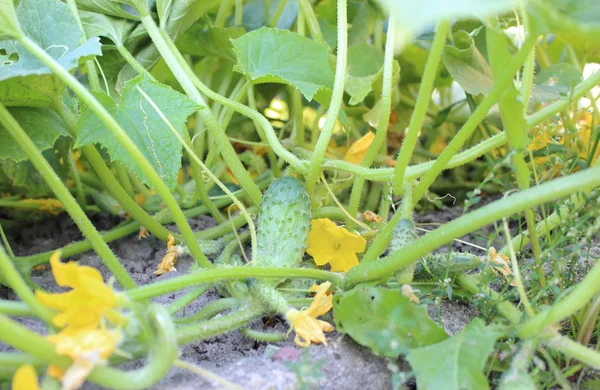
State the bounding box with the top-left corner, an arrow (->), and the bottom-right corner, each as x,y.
1,203 -> 597,389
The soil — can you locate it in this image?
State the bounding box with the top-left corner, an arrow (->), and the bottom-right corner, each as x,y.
1,202 -> 598,389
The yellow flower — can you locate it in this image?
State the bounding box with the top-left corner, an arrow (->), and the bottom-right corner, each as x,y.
306,219 -> 367,272
344,132 -> 375,165
361,210 -> 382,223
285,281 -> 335,347
138,226 -> 148,239
401,284 -> 420,304
488,248 -> 516,286
154,234 -> 183,276
12,364 -> 40,390
35,252 -> 117,330
20,199 -> 64,215
48,328 -> 120,390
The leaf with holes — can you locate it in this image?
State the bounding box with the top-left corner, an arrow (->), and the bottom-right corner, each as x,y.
333,286 -> 447,358
0,0 -> 101,81
232,27 -> 334,101
0,0 -> 102,107
407,318 -> 500,390
0,107 -> 71,162
76,74 -> 201,190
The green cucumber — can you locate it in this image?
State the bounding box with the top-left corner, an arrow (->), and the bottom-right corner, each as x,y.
390,216 -> 418,284
254,176 -> 311,268
414,252 -> 481,281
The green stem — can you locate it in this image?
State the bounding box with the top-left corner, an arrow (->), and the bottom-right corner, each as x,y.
66,145 -> 87,208
241,328 -> 287,342
247,85 -> 281,177
0,102 -> 136,289
347,13 -> 397,224
296,0 -> 324,44
176,300 -> 264,344
167,284 -> 212,316
235,0 -> 243,26
175,298 -> 239,324
114,162 -> 136,200
292,88 -> 305,144
127,267 -> 343,301
0,245 -> 53,322
18,34 -> 209,270
545,334 -> 600,370
215,0 -> 234,28
269,0 -> 288,27
343,166 -> 600,288
411,37 -> 536,204
0,223 -> 15,258
116,44 -> 148,75
140,15 -> 264,206
392,19 -> 450,194
306,0 -> 348,193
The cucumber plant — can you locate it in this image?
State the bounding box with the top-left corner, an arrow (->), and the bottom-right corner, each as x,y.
0,0 -> 599,389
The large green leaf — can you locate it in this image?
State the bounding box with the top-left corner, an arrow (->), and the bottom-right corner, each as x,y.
0,0 -> 102,107
407,318 -> 500,390
232,27 -> 334,101
345,43 -> 384,105
0,107 -> 71,162
443,30 -> 493,96
333,286 -> 447,358
0,0 -> 102,81
177,25 -> 245,62
81,11 -> 136,46
75,0 -> 139,20
528,0 -> 600,48
76,75 -> 200,190
0,0 -> 21,39
377,0 -> 522,39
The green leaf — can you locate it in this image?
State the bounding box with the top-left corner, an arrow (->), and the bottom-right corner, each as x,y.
377,0 -> 522,38
443,30 -> 494,96
232,27 -> 334,101
81,10 -> 136,46
0,107 -> 71,162
0,0 -> 102,81
528,0 -> 600,48
241,0 -> 298,31
407,318 -> 500,390
76,75 -> 201,190
333,286 -> 447,358
531,63 -> 582,102
75,0 -> 139,20
345,43 -> 384,105
177,0 -> 221,33
0,0 -> 21,39
0,74 -> 58,108
177,25 -> 245,62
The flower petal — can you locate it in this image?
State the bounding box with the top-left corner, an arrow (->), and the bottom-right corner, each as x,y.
12,365 -> 40,390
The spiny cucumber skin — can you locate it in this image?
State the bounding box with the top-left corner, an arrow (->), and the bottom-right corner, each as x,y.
414,252 -> 481,281
390,217 -> 417,284
254,177 -> 311,268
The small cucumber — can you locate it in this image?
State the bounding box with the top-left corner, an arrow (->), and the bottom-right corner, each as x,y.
254,176 -> 311,268
414,252 -> 481,281
389,217 -> 417,284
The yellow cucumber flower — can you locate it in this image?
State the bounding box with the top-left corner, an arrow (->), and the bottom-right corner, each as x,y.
488,247 -> 516,286
344,131 -> 375,165
12,364 -> 40,390
306,219 -> 367,272
285,281 -> 335,347
20,199 -> 64,215
154,234 -> 184,276
48,328 -> 120,390
35,252 -> 118,330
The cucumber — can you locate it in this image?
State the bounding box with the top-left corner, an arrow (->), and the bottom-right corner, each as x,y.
414,252 -> 481,281
389,216 -> 418,284
254,176 -> 311,268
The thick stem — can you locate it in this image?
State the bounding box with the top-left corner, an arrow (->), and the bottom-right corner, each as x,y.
347,12 -> 397,224
296,0 -> 324,44
127,267 -> 343,301
0,102 -> 136,289
17,35 -> 209,269
343,166 -> 600,288
411,37 -> 536,204
306,0 -> 348,193
392,19 -> 450,194
140,15 -> 263,206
